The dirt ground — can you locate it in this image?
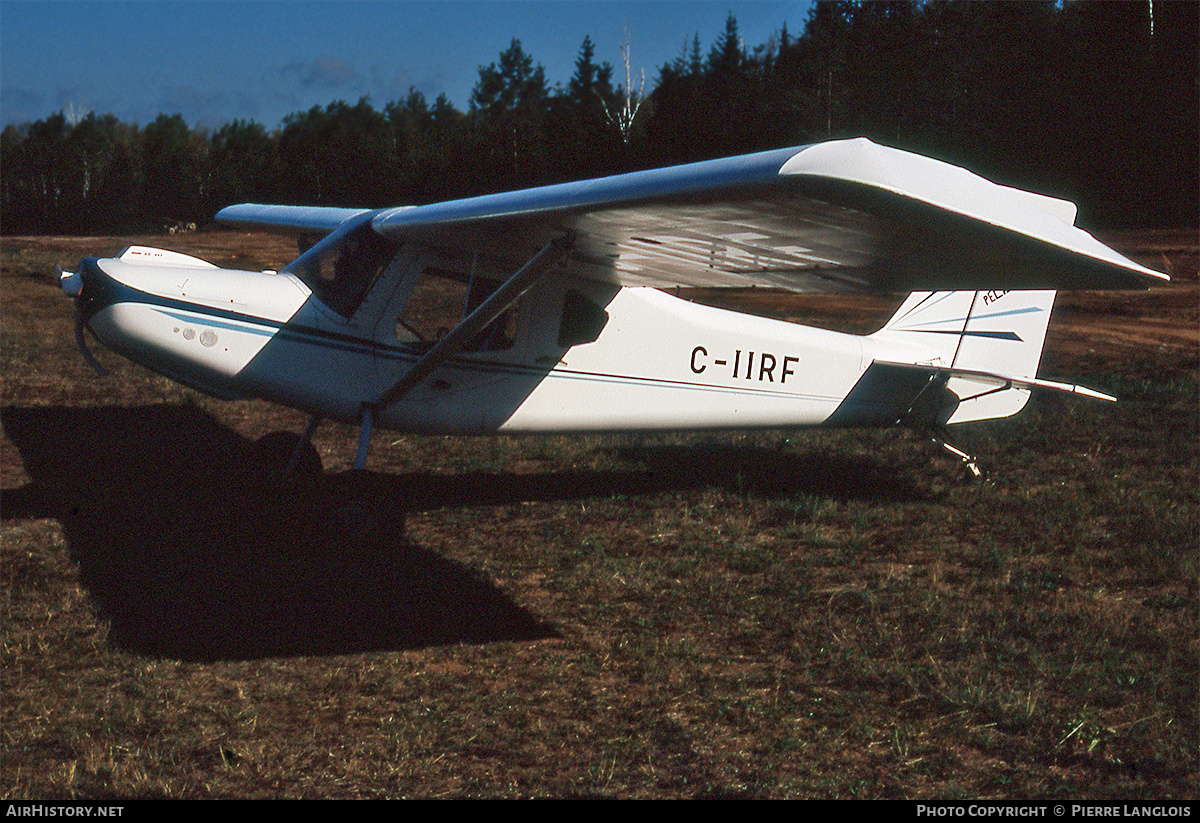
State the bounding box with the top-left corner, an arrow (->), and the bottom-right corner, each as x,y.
1,228 -> 1196,798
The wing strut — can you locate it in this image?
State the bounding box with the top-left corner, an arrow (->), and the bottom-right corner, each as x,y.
374,235 -> 573,408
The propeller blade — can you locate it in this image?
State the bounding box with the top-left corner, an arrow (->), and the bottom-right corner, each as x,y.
73,306 -> 106,376
59,263 -> 106,375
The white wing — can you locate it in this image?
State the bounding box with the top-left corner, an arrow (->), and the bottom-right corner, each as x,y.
216,204 -> 373,235
219,138 -> 1166,292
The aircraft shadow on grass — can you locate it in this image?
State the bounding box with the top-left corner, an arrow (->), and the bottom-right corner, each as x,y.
1,404 -> 918,662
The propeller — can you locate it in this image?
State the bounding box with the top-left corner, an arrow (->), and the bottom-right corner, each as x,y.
58,265 -> 107,376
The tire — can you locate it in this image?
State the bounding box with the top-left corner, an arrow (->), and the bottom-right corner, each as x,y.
254,431 -> 323,480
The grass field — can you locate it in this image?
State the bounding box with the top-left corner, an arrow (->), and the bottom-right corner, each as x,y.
2,230 -> 1196,799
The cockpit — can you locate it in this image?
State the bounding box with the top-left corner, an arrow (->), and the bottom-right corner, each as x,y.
282,216 -> 610,357
285,218 -> 394,318
282,216 -> 520,352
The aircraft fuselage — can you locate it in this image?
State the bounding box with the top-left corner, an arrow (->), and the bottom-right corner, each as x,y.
70,246 -> 939,436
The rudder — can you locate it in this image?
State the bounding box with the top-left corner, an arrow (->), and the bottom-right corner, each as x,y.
869,289 -> 1057,423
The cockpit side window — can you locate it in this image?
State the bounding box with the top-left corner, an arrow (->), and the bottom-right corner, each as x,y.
464,276 -> 517,351
288,222 -> 395,317
396,271 -> 470,344
558,289 -> 609,347
395,269 -> 517,352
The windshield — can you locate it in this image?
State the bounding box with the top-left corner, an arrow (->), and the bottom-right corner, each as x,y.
286,220 -> 396,317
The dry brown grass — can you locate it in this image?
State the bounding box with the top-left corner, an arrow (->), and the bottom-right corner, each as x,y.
2,230 -> 1196,798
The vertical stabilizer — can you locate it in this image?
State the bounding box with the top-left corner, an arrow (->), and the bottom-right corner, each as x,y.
869,289 -> 1057,422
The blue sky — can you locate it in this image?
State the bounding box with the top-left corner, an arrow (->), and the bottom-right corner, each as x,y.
1,1 -> 811,130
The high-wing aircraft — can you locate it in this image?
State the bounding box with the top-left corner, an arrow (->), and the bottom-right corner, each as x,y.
57,138 -> 1166,478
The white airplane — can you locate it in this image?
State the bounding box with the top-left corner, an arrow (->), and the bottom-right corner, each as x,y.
57,138 -> 1166,478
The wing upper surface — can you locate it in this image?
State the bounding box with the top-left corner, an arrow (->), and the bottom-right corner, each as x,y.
216,203 -> 377,235
219,139 -> 1166,292
371,138 -> 1163,292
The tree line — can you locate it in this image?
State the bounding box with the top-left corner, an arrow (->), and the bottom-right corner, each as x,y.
2,1 -> 1195,236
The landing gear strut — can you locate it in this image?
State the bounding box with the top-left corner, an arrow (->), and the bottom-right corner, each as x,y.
354,406 -> 374,471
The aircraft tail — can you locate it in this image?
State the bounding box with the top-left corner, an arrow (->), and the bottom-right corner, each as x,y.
867,289 -> 1059,424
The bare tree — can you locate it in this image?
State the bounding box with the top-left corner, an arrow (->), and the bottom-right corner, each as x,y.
601,27 -> 646,143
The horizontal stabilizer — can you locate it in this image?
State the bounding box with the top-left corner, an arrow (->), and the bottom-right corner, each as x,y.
873,360 -> 1116,402
825,358 -> 1114,432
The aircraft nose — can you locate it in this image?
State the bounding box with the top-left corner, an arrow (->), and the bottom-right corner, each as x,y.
58,265 -> 83,297
59,258 -> 114,375
59,257 -> 117,322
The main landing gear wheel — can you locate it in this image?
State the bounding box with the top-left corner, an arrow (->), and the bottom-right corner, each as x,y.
254,431 -> 323,482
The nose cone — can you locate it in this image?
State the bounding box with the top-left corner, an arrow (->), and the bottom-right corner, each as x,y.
58,266 -> 84,297
59,257 -> 117,323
